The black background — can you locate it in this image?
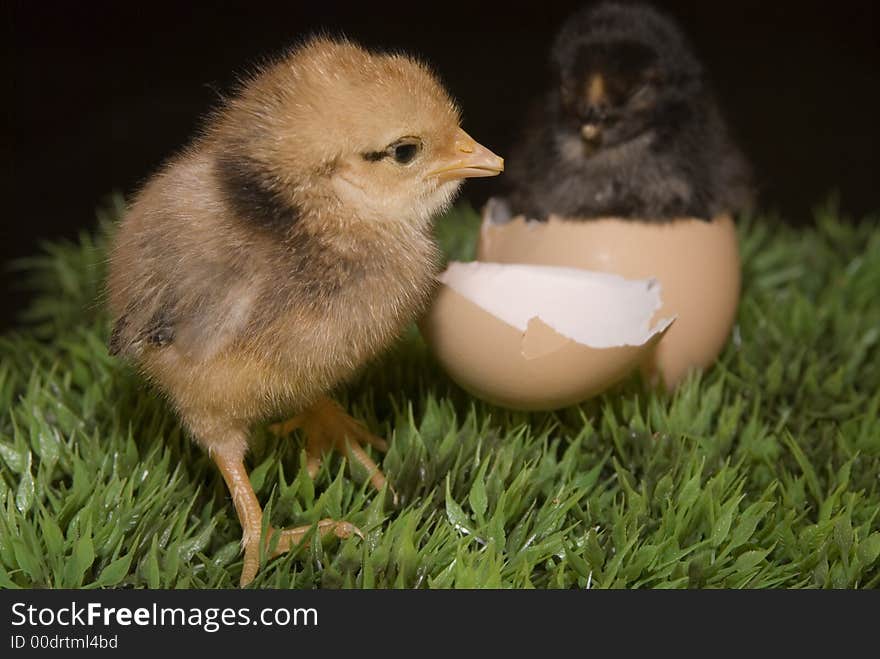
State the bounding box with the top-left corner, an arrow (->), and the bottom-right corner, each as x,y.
5,0 -> 879,330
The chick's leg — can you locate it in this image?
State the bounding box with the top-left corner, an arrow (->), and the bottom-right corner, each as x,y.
212,447 -> 360,587
271,397 -> 389,493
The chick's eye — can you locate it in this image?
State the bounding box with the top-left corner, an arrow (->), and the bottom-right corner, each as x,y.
390,140 -> 420,164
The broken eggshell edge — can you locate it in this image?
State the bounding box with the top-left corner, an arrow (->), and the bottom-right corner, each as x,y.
420,281 -> 674,412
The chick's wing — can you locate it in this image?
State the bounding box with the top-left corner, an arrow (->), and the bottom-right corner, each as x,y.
109,254 -> 260,364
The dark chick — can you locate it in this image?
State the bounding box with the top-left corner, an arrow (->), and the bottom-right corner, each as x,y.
107,37 -> 503,586
503,2 -> 753,221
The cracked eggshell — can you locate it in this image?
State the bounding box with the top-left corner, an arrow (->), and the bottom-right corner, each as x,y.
477,208 -> 740,388
420,262 -> 673,411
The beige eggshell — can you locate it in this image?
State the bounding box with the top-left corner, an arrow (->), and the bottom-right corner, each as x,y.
420,284 -> 671,411
477,212 -> 741,388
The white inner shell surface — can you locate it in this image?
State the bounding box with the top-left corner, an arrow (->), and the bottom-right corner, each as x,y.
438,261 -> 675,349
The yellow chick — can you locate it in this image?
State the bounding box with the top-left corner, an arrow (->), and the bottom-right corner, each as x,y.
107,37 -> 503,585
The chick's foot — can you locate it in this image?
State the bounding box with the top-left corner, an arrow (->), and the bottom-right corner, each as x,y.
213,448 -> 362,587
271,397 -> 390,493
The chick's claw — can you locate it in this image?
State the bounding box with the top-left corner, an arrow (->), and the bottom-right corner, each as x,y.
238,520 -> 364,587
274,397 -> 391,494
268,415 -> 303,437
212,449 -> 362,587
268,519 -> 364,556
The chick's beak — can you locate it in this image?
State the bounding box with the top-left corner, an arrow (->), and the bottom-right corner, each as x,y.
428,129 -> 504,183
581,123 -> 601,142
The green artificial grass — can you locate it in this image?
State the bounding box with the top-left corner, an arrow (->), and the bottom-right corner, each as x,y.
1,196 -> 879,589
